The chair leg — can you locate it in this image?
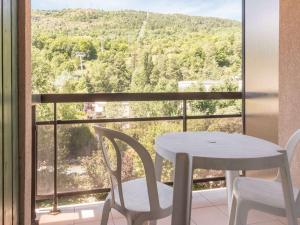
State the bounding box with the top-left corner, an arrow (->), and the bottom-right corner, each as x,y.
279,162 -> 298,225
101,200 -> 111,225
234,200 -> 249,225
229,195 -> 237,225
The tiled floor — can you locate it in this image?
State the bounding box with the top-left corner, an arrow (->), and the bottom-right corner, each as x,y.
36,188 -> 291,225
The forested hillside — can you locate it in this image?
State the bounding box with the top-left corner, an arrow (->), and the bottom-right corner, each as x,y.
32,9 -> 242,94
33,9 -> 243,205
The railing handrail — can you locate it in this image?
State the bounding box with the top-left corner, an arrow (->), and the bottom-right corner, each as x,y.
32,91 -> 242,104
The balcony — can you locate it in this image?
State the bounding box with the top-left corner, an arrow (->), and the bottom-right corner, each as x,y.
36,188 -> 288,225
32,92 -> 244,224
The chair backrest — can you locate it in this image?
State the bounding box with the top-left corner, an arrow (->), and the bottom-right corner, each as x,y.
94,126 -> 160,212
285,129 -> 300,165
276,129 -> 300,186
282,129 -> 300,208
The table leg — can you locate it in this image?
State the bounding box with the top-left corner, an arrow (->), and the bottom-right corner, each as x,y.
225,170 -> 239,212
171,153 -> 193,225
155,153 -> 163,181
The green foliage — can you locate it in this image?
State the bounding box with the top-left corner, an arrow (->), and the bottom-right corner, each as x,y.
80,151 -> 110,188
59,125 -> 98,158
49,37 -> 97,60
32,9 -> 241,94
33,9 -> 243,204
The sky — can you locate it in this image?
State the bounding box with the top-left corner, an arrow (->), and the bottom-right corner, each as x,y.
31,0 -> 242,21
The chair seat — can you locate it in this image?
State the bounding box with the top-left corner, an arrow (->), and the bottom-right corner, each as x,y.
109,178 -> 173,213
234,177 -> 299,209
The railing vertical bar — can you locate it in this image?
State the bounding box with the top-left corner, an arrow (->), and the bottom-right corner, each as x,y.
50,103 -> 60,214
31,106 -> 38,224
183,100 -> 187,132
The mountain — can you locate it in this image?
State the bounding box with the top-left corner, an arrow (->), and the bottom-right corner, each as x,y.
31,9 -> 242,94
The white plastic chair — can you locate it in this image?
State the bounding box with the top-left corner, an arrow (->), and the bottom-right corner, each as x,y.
229,129 -> 300,225
94,126 -> 173,225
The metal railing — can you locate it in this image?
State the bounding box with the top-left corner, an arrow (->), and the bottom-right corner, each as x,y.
32,91 -> 243,214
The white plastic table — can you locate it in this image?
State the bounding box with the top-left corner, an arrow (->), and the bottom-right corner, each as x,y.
154,132 -> 293,225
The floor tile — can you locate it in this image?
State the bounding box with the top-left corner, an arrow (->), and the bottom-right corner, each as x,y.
276,217 -> 300,225
112,216 -> 196,225
157,217 -> 172,225
112,218 -> 127,225
247,210 -> 279,224
156,216 -> 197,225
38,215 -> 75,225
191,206 -> 228,225
192,191 -> 213,209
111,208 -> 125,220
251,221 -> 285,225
75,220 -> 114,225
215,205 -> 278,225
38,207 -> 76,225
36,188 -> 286,225
215,204 -> 229,216
200,188 -> 227,206
74,203 -> 103,224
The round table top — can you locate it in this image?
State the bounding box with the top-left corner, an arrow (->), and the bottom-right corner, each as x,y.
155,132 -> 282,160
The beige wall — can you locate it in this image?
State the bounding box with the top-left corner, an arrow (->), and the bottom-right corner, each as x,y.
279,0 -> 300,187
